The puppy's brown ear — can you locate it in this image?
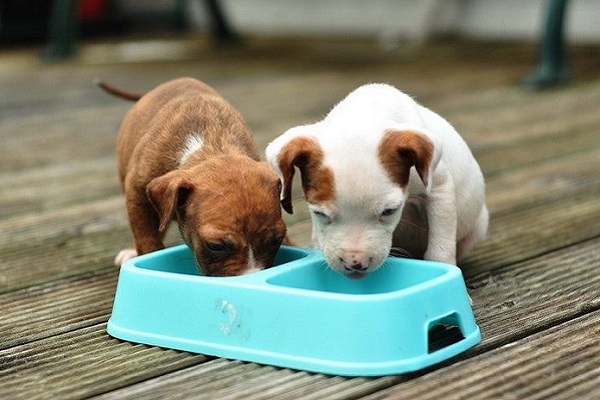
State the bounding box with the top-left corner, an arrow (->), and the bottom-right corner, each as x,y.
266,134 -> 332,214
378,130 -> 441,189
146,171 -> 193,232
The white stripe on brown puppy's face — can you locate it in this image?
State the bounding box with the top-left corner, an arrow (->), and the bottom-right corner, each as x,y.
179,133 -> 204,167
242,247 -> 262,275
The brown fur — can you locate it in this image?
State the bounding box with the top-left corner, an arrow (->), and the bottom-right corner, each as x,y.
377,129 -> 434,187
103,77 -> 287,276
274,136 -> 335,214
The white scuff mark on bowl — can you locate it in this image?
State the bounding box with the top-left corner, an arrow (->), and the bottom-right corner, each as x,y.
218,299 -> 237,335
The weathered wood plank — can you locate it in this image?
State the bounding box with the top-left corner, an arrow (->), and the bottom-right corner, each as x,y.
484,148 -> 600,215
467,237 -> 600,347
0,157 -> 120,219
476,120 -> 600,178
0,324 -> 207,400
463,185 -> 600,275
0,104 -> 125,173
0,270 -> 117,350
448,81 -> 600,148
0,196 -> 183,293
0,198 -> 129,293
92,360 -> 324,400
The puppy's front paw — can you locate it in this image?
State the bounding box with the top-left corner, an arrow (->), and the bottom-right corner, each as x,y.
114,248 -> 138,266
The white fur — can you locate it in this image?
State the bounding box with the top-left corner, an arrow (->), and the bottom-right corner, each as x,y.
242,247 -> 262,275
242,266 -> 263,275
114,248 -> 138,266
179,133 -> 204,166
266,83 -> 488,276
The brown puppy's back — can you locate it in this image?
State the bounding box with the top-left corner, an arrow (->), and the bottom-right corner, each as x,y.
116,78 -> 259,186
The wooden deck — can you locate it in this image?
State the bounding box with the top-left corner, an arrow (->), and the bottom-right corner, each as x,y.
1,34 -> 599,399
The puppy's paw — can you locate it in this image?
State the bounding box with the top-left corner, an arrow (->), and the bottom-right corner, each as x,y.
114,248 -> 138,266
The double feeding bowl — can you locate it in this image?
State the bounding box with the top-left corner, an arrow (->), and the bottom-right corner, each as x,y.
107,244 -> 480,376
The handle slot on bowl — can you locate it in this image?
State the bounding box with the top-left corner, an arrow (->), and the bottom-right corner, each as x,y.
427,312 -> 466,354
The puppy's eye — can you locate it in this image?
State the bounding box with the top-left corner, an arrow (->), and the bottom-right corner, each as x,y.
312,210 -> 329,219
204,241 -> 230,253
269,236 -> 285,247
310,208 -> 333,225
381,207 -> 399,217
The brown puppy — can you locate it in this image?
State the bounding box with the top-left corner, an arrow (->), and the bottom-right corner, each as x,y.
99,78 -> 287,276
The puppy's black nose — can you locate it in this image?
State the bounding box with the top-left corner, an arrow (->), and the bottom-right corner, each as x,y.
344,262 -> 368,271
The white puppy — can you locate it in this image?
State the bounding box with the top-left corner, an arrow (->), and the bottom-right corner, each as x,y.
266,83 -> 488,279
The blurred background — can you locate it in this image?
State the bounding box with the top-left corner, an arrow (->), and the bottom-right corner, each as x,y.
2,1 -> 600,45
1,1 -> 599,89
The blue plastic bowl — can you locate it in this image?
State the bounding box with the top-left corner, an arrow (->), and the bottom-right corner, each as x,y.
107,245 -> 480,376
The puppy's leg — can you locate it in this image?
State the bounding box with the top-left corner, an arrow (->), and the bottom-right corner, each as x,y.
115,185 -> 166,266
457,205 -> 489,262
423,173 -> 458,265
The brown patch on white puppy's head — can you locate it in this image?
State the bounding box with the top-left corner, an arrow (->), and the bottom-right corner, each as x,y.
378,130 -> 436,188
270,136 -> 335,214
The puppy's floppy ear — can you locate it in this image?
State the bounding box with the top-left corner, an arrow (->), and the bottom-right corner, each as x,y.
146,171 -> 193,232
266,130 -> 330,214
378,129 -> 442,190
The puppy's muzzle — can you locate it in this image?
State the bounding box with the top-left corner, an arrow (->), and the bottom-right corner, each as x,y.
340,250 -> 372,272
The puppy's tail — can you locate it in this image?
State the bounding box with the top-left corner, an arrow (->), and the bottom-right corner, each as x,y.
95,79 -> 145,101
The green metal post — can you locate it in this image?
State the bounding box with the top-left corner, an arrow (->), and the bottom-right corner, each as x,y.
42,0 -> 78,61
523,0 -> 571,89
